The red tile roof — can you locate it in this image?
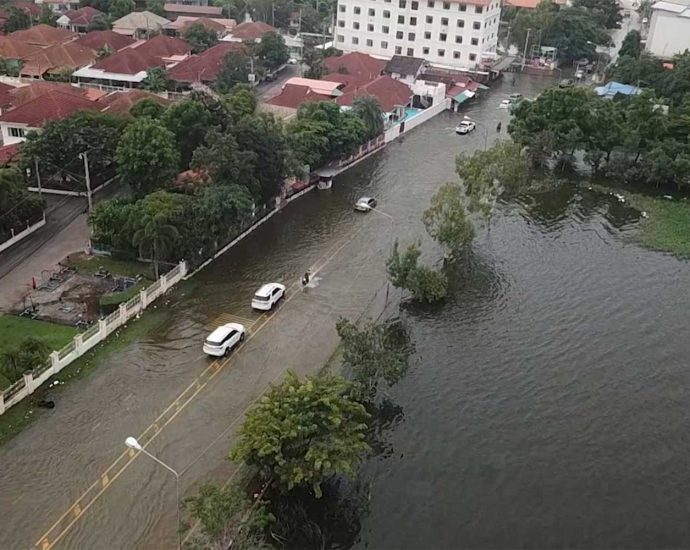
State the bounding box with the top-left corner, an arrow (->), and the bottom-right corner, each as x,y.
8,82 -> 95,106
9,24 -> 77,47
0,142 -> 21,165
0,36 -> 41,59
163,3 -> 222,16
167,41 -> 244,83
21,41 -> 97,77
0,82 -> 15,111
0,90 -> 97,127
323,52 -> 386,82
133,34 -> 192,58
97,89 -> 170,113
336,75 -> 412,112
266,83 -> 333,109
74,30 -> 136,52
91,47 -> 163,74
180,16 -> 226,33
229,20 -> 275,40
63,6 -> 103,25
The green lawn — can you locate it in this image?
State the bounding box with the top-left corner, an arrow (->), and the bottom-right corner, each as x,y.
66,254 -> 154,280
0,316 -> 77,389
624,195 -> 690,258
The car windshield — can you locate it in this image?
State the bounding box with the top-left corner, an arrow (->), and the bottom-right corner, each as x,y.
205,337 -> 222,346
253,294 -> 270,301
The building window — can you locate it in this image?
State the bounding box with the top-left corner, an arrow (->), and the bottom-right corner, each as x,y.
368,23 -> 374,30
473,21 -> 480,29
381,40 -> 389,48
427,0 -> 434,6
337,19 -> 344,26
457,19 -> 464,27
407,47 -> 414,55
412,1 -> 419,8
443,1 -> 449,8
458,2 -> 466,10
438,49 -> 445,56
383,9 -> 390,17
423,46 -> 429,54
398,14 -> 404,23
353,36 -> 359,44
395,46 -> 402,54
471,37 -> 478,45
410,16 -> 417,24
453,51 -> 460,58
475,5 -> 482,12
424,31 -> 431,38
425,15 -> 432,22
383,25 -> 389,32
369,8 -> 375,15
8,127 -> 24,138
339,4 -> 345,12
399,0 -> 406,7
408,32 -> 415,40
396,30 -> 404,38
366,38 -> 373,46
469,53 -> 476,61
354,6 -> 360,14
441,17 -> 448,25
455,35 -> 462,43
353,21 -> 360,29
439,32 -> 447,41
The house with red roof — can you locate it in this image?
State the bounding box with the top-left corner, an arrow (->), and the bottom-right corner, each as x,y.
0,89 -> 97,144
167,41 -> 244,87
8,24 -> 77,47
72,47 -> 165,89
0,36 -> 41,61
323,52 -> 386,91
132,34 -> 192,62
56,6 -> 104,33
164,16 -> 236,37
336,75 -> 412,114
20,40 -> 97,78
266,77 -> 344,110
164,3 -> 223,19
222,20 -> 276,43
74,30 -> 136,52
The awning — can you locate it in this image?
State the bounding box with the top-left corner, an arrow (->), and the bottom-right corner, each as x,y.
453,90 -> 475,103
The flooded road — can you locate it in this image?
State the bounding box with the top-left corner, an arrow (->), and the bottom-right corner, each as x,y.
2,73 -> 687,550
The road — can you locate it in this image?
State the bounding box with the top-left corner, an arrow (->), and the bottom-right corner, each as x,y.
609,0 -> 641,62
0,75 -> 551,550
256,63 -> 301,101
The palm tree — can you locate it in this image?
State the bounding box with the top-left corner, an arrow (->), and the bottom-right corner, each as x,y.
132,214 -> 180,279
352,95 -> 384,140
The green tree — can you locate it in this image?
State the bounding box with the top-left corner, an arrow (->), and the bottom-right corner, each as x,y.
215,51 -> 251,93
141,67 -> 169,92
88,198 -> 134,249
39,4 -> 57,26
1,337 -> 50,383
192,129 -> 257,190
132,209 -> 180,278
385,241 -> 448,303
146,0 -> 166,16
231,371 -> 370,497
573,0 -> 621,28
110,0 -> 135,18
4,7 -> 31,32
115,118 -> 180,196
87,14 -> 111,31
303,46 -> 324,79
256,31 -> 289,71
336,318 -> 411,401
385,240 -> 421,289
224,84 -> 257,120
0,168 -> 46,234
543,7 -> 607,61
183,22 -> 219,54
618,29 -> 642,58
422,183 -> 474,257
161,99 -> 213,168
352,95 -> 384,140
130,97 -> 167,118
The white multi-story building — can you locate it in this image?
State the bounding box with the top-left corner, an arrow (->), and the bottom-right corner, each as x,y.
646,0 -> 690,59
335,0 -> 501,71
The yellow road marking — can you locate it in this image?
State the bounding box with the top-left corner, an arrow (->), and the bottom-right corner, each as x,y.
34,222 -> 369,550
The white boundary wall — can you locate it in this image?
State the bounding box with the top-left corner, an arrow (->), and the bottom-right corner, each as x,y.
0,214 -> 46,254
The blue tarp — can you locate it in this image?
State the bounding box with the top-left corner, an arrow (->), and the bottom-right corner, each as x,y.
595,81 -> 642,98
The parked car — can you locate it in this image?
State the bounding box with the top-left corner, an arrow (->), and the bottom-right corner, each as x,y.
559,78 -> 574,88
203,323 -> 245,357
575,69 -> 584,80
499,99 -> 512,108
455,120 -> 476,134
354,197 -> 378,211
508,93 -> 523,103
251,282 -> 286,311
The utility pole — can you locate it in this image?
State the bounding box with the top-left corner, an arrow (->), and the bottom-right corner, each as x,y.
34,158 -> 42,199
521,27 -> 531,71
79,152 -> 93,213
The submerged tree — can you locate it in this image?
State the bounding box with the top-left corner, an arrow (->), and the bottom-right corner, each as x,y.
386,241 -> 448,303
422,182 -> 474,258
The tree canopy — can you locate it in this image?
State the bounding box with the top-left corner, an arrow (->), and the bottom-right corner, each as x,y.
573,0 -> 621,29
0,168 -> 45,234
256,31 -> 289,70
352,96 -> 384,140
141,67 -> 169,92
183,22 -> 219,53
215,51 -> 252,93
618,29 -> 642,59
231,371 -> 370,497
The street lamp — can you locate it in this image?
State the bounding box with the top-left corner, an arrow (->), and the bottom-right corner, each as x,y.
125,437 -> 181,550
464,116 -> 488,150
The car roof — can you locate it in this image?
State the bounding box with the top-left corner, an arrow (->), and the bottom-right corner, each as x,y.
208,322 -> 243,341
357,196 -> 373,202
460,120 -> 473,124
255,283 -> 282,296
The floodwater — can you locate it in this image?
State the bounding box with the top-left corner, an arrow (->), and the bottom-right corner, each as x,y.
1,73 -> 688,550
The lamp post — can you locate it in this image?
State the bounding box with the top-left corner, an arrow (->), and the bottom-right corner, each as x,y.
125,437 -> 181,550
463,116 -> 488,150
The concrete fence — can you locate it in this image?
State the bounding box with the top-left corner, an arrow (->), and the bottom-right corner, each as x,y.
0,261 -> 188,415
0,213 -> 46,254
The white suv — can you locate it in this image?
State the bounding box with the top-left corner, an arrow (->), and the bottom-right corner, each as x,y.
203,323 -> 245,357
251,283 -> 286,311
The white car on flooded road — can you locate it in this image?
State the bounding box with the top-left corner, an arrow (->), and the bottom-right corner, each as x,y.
354,197 -> 377,212
455,120 -> 476,134
251,282 -> 286,310
203,323 -> 245,356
